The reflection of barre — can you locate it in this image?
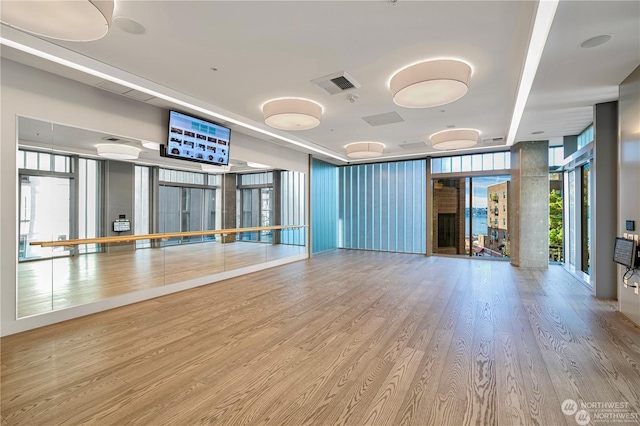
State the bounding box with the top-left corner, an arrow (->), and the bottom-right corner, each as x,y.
30,225 -> 307,247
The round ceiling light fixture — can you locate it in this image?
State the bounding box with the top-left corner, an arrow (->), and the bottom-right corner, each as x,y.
1,0 -> 114,42
262,98 -> 322,131
141,140 -> 161,150
429,128 -> 480,150
390,59 -> 472,108
96,144 -> 140,160
345,142 -> 385,159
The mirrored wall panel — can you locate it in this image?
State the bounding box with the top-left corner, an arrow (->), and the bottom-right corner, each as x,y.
16,117 -> 307,318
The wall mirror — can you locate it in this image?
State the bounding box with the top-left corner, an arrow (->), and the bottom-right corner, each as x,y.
16,117 -> 307,318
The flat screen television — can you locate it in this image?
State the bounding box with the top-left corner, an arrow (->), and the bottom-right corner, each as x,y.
161,110 -> 231,166
613,237 -> 638,268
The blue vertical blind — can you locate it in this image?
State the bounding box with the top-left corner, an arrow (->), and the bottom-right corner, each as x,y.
311,159 -> 338,253
339,160 -> 426,253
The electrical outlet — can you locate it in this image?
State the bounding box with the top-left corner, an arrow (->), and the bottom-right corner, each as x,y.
624,233 -> 629,239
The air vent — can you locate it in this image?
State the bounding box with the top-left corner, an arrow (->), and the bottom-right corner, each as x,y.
399,142 -> 427,150
96,81 -> 155,102
330,76 -> 355,91
362,111 -> 404,127
482,137 -> 505,144
101,135 -> 140,145
312,71 -> 360,95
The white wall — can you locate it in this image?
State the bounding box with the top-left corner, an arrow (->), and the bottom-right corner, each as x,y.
1,58 -> 309,335
618,65 -> 640,326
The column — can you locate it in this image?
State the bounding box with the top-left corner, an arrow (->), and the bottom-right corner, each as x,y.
592,101 -> 618,299
222,172 -> 236,243
510,141 -> 549,268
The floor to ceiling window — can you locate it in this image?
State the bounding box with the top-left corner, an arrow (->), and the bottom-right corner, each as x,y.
548,146 -> 564,263
581,163 -> 591,275
431,152 -> 511,259
158,168 -> 220,246
237,172 -> 274,242
17,150 -> 82,260
563,124 -> 593,285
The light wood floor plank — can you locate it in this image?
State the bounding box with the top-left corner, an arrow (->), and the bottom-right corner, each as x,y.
2,250 -> 640,426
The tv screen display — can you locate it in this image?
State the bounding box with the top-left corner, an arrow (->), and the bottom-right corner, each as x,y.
161,110 -> 231,166
613,237 -> 637,268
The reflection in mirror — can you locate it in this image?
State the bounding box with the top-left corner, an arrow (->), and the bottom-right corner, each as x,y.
16,117 -> 306,318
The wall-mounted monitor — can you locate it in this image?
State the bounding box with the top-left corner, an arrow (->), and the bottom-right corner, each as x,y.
160,110 -> 231,166
613,237 -> 638,268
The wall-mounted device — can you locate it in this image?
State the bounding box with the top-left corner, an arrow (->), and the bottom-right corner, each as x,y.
113,219 -> 131,233
614,236 -> 639,289
626,220 -> 635,232
613,237 -> 639,268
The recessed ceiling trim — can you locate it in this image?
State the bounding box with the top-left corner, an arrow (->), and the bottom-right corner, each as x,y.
505,0 -> 559,146
0,34 -> 348,162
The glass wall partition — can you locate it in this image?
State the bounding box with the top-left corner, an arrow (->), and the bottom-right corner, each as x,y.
15,117 -> 307,319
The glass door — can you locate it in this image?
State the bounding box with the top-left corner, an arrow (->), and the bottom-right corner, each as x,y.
19,175 -> 72,260
432,178 -> 469,255
472,176 -> 511,258
432,175 -> 510,259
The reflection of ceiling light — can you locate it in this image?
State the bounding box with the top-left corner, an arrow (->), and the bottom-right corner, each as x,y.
96,144 -> 140,160
345,142 -> 385,159
390,59 -> 472,108
262,98 -> 322,130
1,0 -> 114,42
247,162 -> 271,169
429,128 -> 480,150
201,164 -> 231,173
141,140 -> 161,150
580,34 -> 612,49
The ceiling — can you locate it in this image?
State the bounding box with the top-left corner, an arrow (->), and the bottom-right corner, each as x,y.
2,1 -> 639,164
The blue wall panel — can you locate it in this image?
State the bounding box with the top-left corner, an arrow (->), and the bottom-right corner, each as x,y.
311,158 -> 338,253
339,160 -> 426,254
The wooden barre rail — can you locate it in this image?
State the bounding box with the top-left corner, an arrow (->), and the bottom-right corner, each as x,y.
30,225 -> 307,248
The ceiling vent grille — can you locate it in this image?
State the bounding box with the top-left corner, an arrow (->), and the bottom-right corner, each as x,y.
312,71 -> 360,95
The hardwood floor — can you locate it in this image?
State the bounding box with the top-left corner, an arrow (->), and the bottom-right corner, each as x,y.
3,250 -> 640,425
